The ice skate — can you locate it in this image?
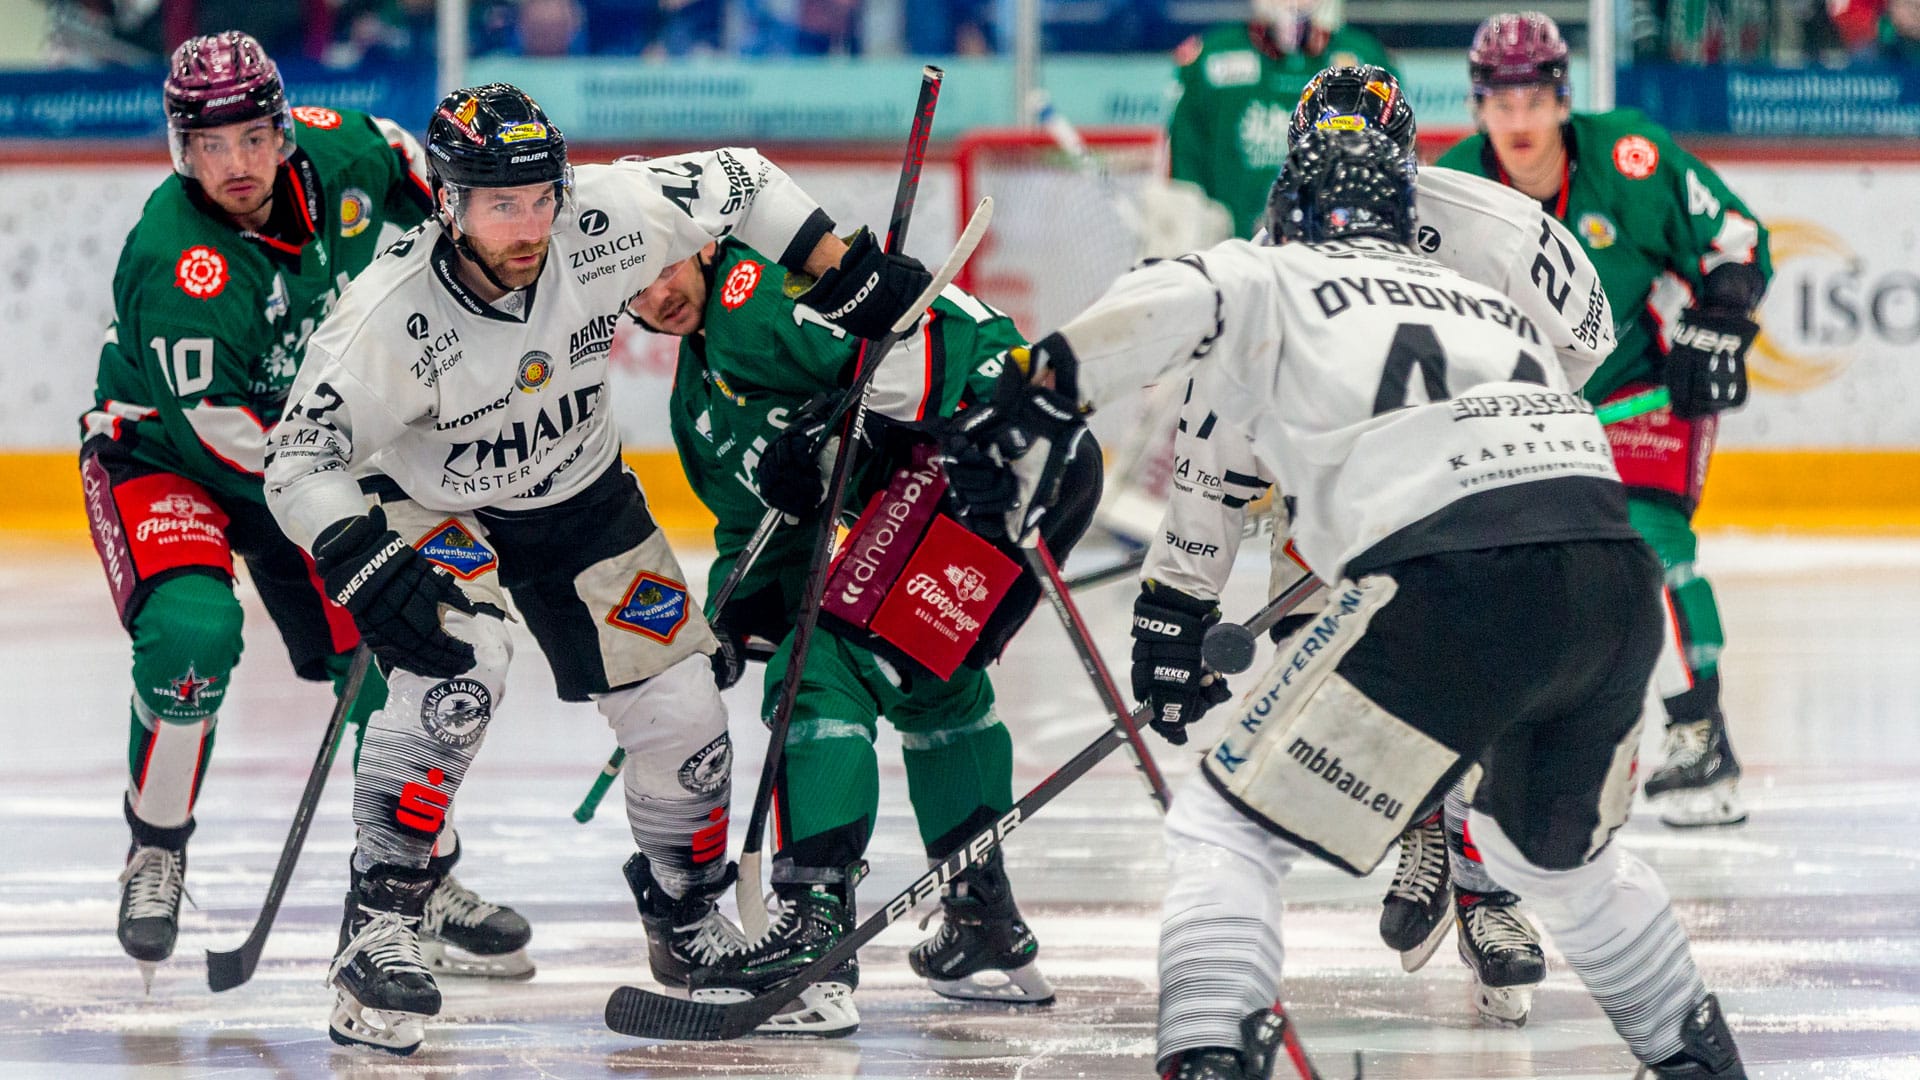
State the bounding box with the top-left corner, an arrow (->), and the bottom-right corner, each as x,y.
1456,890 -> 1546,1026
623,852 -> 746,990
688,877 -> 859,1037
117,843 -> 188,993
1646,713 -> 1748,828
1378,810 -> 1451,972
909,849 -> 1053,1004
327,863 -> 441,1056
419,847 -> 534,979
1633,993 -> 1746,1078
1158,1004 -> 1307,1080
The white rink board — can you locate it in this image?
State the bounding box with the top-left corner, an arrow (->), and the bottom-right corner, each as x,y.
5,155 -> 1919,451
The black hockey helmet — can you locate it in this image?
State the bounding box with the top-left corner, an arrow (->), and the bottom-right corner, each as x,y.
1289,65 -> 1417,156
426,84 -> 572,225
1264,126 -> 1418,246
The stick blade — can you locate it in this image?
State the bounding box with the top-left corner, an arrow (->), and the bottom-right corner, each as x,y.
204,944 -> 255,993
605,985 -> 757,1042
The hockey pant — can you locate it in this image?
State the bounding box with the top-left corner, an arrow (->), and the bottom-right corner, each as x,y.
348,469 -> 729,899
1160,539 -> 1711,1067
763,629 -> 1012,883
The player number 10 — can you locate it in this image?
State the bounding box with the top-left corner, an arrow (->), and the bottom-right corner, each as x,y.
150,336 -> 215,397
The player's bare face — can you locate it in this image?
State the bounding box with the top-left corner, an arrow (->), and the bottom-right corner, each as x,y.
625,246 -> 713,336
1480,86 -> 1569,180
456,183 -> 558,291
184,120 -> 282,222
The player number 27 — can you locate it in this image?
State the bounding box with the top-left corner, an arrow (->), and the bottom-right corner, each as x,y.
150,336 -> 215,397
1372,323 -> 1546,417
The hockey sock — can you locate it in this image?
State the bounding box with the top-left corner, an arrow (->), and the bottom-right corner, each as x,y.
1629,499 -> 1725,692
900,709 -> 1015,852
1156,772 -> 1295,1071
1443,773 -> 1499,895
774,717 -> 879,869
126,574 -> 243,828
1471,809 -> 1707,1063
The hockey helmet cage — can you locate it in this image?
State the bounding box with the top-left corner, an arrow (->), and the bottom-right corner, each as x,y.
1469,12 -> 1572,100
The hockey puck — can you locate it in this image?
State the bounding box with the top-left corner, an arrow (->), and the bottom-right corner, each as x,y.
1203,622 -> 1258,675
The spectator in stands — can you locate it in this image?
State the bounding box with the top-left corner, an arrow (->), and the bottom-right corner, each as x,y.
517,0 -> 589,54
907,0 -> 997,54
1835,0 -> 1920,59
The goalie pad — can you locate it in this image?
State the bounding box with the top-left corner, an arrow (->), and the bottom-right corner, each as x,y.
1202,576 -> 1465,877
821,447 -> 1021,680
1601,381 -> 1717,516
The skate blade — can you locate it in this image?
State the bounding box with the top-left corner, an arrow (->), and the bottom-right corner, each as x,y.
420,940 -> 535,980
1398,912 -> 1453,973
328,991 -> 428,1056
1469,981 -> 1532,1027
135,960 -> 158,994
927,960 -> 1056,1004
691,981 -> 859,1037
1655,779 -> 1748,828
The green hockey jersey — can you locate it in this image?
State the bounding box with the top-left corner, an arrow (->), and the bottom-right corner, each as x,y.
1169,22 -> 1396,238
86,106 -> 431,504
667,240 -> 1027,608
1437,109 -> 1772,402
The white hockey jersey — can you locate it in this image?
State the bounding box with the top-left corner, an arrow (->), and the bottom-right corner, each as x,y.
265,150 -> 833,550
1141,166 -> 1620,599
1067,235 -> 1638,585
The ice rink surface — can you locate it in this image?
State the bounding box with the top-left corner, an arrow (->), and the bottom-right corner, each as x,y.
1,530 -> 1916,1079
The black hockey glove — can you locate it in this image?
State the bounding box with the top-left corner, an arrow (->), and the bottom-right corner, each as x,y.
755,394 -> 839,519
789,227 -> 933,340
314,507 -> 477,678
708,621 -> 748,691
1664,306 -> 1757,419
938,338 -> 1090,543
1131,581 -> 1233,745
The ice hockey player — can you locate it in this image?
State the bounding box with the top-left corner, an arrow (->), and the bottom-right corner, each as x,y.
1133,64 -> 1617,1025
81,31 -> 528,992
1169,0 -> 1395,237
941,126 -> 1746,1078
262,83 -> 934,1054
1438,11 -> 1772,828
636,237 -> 1091,1034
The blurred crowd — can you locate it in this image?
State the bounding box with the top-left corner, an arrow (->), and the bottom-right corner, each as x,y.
36,0 -> 1920,66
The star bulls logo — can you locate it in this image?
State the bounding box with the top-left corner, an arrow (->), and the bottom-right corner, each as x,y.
163,664 -> 217,706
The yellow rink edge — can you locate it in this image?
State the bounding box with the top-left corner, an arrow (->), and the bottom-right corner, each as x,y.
9,448 -> 1920,540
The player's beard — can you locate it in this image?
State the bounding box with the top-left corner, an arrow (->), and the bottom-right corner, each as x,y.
468,235 -> 551,291
205,173 -> 276,225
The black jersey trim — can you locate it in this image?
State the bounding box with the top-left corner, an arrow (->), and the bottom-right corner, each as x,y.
1344,475 -> 1639,580
778,207 -> 836,273
430,234 -> 537,323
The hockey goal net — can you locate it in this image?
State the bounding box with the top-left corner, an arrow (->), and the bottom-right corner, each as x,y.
954,127 -> 1168,340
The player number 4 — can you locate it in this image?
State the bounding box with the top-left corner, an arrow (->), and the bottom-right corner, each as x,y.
151,336 -> 214,397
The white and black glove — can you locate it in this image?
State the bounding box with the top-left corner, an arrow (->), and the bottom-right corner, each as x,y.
314,507 -> 477,678
1665,306 -> 1757,418
939,336 -> 1091,543
1131,581 -> 1233,745
755,394 -> 839,519
790,228 -> 933,340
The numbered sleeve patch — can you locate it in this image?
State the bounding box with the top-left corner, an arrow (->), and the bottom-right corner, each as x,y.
414,518 -> 498,579
606,571 -> 692,643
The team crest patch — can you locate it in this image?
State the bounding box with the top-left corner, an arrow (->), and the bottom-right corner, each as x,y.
516,351 -> 554,392
1577,212 -> 1618,249
606,571 -> 691,643
175,246 -> 228,299
720,260 -> 762,310
420,678 -> 491,749
415,518 -> 497,579
1613,135 -> 1659,180
154,664 -> 219,707
339,187 -> 372,237
291,106 -> 342,129
677,734 -> 732,795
